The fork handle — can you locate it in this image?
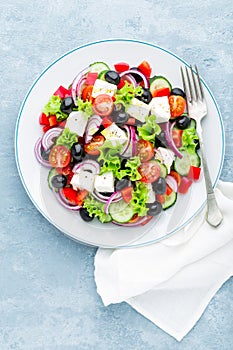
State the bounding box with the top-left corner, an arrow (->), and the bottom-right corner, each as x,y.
198,126 -> 223,227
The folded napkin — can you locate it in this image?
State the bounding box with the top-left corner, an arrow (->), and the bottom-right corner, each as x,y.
94,181 -> 233,341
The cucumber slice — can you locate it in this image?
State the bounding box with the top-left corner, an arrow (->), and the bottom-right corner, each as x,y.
162,191 -> 177,210
48,168 -> 58,190
89,62 -> 110,74
150,76 -> 172,96
98,70 -> 108,80
109,200 -> 134,223
174,150 -> 200,176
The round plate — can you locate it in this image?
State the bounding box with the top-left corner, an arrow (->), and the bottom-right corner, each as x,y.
15,39 -> 225,248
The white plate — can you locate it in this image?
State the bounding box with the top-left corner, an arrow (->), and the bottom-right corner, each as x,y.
15,39 -> 225,248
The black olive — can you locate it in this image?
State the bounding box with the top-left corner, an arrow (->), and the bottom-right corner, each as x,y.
41,147 -> 51,161
79,208 -> 94,222
120,159 -> 128,170
135,87 -> 152,104
170,88 -> 186,99
98,192 -> 113,197
152,177 -> 167,194
115,112 -> 129,125
146,201 -> 163,216
115,178 -> 131,192
175,115 -> 191,129
193,138 -> 200,150
112,103 -> 125,117
60,97 -> 75,114
71,142 -> 84,163
130,67 -> 143,83
105,70 -> 120,85
51,174 -> 67,188
155,131 -> 167,148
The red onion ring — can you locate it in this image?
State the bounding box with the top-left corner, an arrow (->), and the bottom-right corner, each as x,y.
34,137 -> 51,168
120,125 -> 131,156
130,125 -> 137,156
72,160 -> 100,175
112,215 -> 152,227
41,127 -> 63,150
92,190 -> 122,203
85,115 -> 102,143
159,122 -> 183,159
119,70 -> 149,89
120,73 -> 137,88
53,188 -> 81,210
71,66 -> 90,105
165,175 -> 178,192
104,192 -> 123,214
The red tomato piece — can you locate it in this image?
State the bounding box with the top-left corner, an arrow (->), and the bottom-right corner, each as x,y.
53,86 -> 71,99
136,139 -> 154,162
117,79 -> 126,89
85,72 -> 98,86
172,129 -> 183,148
114,62 -> 130,73
169,170 -> 181,186
178,176 -> 193,194
102,116 -> 113,128
188,166 -> 201,181
169,95 -> 186,118
137,60 -> 152,78
138,161 -> 161,183
39,112 -> 49,125
49,145 -> 71,168
42,125 -> 51,133
166,184 -> 173,196
92,94 -> 114,116
57,165 -> 74,184
84,134 -> 105,156
120,186 -> 133,204
156,194 -> 165,204
152,87 -> 171,98
81,85 -> 94,102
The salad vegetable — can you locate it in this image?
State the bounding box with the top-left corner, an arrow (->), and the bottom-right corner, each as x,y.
34,59 -> 201,227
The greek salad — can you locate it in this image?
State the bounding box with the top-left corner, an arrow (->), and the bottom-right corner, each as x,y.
34,60 -> 201,227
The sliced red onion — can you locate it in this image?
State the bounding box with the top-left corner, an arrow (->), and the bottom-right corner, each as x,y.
166,175 -> 178,192
104,192 -> 123,214
53,188 -> 81,210
120,125 -> 131,156
71,66 -> 90,105
130,125 -> 137,156
85,115 -> 102,143
41,127 -> 63,150
159,122 -> 183,159
76,76 -> 87,98
119,70 -> 149,89
72,160 -> 100,175
34,137 -> 51,168
92,190 -> 122,203
120,73 -> 137,88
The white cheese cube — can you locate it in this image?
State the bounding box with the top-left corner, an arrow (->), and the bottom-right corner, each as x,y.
92,79 -> 117,98
145,183 -> 156,203
65,111 -> 89,136
149,96 -> 171,123
155,147 -> 175,173
101,123 -> 128,146
126,98 -> 150,123
70,170 -> 95,192
94,171 -> 114,193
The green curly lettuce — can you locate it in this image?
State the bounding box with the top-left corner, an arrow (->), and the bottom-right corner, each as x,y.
117,156 -> 142,181
43,95 -> 67,121
76,97 -> 93,117
83,194 -> 112,223
115,83 -> 143,106
55,127 -> 78,149
181,127 -> 199,154
130,181 -> 149,217
137,114 -> 161,145
98,140 -> 123,176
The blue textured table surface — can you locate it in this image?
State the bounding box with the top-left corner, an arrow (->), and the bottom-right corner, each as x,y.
1,1 -> 233,349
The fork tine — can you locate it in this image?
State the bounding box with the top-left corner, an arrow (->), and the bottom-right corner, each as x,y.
194,64 -> 205,100
190,65 -> 199,101
185,66 -> 193,101
180,66 -> 188,97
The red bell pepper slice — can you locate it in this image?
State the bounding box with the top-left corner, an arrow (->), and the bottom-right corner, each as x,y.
137,60 -> 152,78
114,62 -> 130,73
53,86 -> 71,99
48,115 -> 57,127
39,112 -> 49,125
188,166 -> 201,181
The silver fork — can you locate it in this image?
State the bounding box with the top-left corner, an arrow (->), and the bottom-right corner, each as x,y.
180,65 -> 223,227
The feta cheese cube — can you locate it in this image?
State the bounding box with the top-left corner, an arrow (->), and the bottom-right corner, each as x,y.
101,123 -> 128,146
65,111 -> 89,136
155,147 -> 175,173
94,171 -> 114,193
149,96 -> 171,123
126,98 -> 150,123
92,79 -> 117,98
70,170 -> 95,192
145,183 -> 156,203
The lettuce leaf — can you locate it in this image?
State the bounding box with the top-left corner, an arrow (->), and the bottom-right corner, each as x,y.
137,114 -> 161,145
76,97 -> 93,117
130,181 -> 149,216
115,83 -> 143,106
181,127 -> 199,154
55,127 -> 78,149
83,194 -> 112,223
43,95 -> 67,121
98,140 -> 123,176
117,156 -> 142,181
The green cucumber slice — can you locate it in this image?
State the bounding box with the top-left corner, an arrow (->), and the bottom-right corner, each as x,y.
162,191 -> 177,210
98,70 -> 108,80
174,150 -> 200,176
149,76 -> 172,96
47,168 -> 58,190
89,62 -> 110,74
109,200 -> 134,223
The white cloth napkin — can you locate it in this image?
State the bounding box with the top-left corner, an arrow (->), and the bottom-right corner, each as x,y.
94,181 -> 233,341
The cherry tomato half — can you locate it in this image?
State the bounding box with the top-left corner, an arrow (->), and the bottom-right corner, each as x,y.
92,94 -> 114,117
169,95 -> 186,118
136,139 -> 154,162
137,60 -> 152,78
138,161 -> 161,183
49,145 -> 71,168
172,128 -> 183,148
84,134 -> 105,156
81,85 -> 94,102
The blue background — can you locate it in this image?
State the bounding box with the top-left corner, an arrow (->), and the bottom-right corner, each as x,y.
1,0 -> 233,349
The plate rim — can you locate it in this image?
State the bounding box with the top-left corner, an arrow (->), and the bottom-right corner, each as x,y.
14,38 -> 225,248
